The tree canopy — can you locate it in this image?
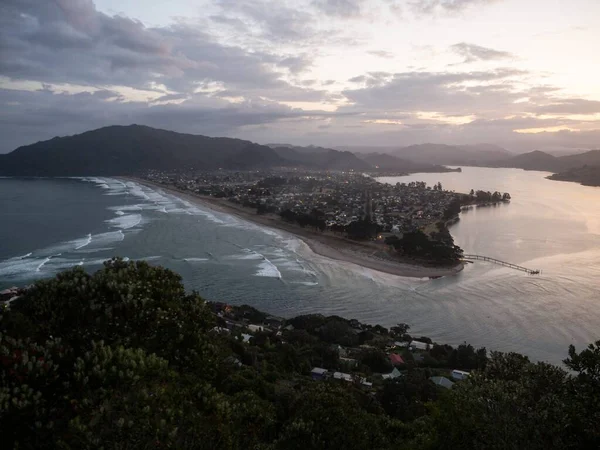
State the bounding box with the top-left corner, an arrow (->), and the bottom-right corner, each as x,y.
1,259 -> 599,449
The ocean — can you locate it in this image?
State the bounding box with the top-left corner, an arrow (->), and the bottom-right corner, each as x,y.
1,169 -> 600,365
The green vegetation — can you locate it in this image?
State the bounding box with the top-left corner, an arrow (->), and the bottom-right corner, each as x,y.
467,190 -> 511,203
1,259 -> 599,449
386,230 -> 463,264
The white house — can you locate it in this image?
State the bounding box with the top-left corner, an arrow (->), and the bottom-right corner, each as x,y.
382,368 -> 402,380
410,340 -> 430,351
333,372 -> 354,382
451,369 -> 470,381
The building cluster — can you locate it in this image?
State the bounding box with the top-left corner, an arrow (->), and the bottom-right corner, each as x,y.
145,169 -> 461,235
208,301 -> 470,391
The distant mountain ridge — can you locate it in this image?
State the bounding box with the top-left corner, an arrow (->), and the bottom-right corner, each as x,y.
4,125 -> 595,177
337,143 -> 513,166
357,152 -> 457,173
268,144 -> 458,172
0,125 -> 289,176
497,149 -> 600,173
269,145 -> 371,171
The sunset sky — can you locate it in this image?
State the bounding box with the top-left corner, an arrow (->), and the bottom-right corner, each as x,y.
1,0 -> 599,152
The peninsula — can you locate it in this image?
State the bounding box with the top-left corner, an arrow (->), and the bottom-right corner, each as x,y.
134,169 -> 511,278
547,165 -> 600,187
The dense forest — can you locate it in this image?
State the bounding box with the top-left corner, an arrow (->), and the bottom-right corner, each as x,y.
1,259 -> 599,449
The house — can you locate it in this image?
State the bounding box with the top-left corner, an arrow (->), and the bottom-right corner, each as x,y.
211,326 -> 230,334
248,324 -> 271,333
241,333 -> 252,343
430,376 -> 454,389
389,353 -> 405,366
333,372 -> 354,382
382,368 -> 402,380
451,369 -> 470,381
311,367 -> 328,381
410,340 -> 430,351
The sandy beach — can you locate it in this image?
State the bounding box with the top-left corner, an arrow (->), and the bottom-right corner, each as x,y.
124,177 -> 464,279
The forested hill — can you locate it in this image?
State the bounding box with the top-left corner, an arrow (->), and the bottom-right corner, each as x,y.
0,125 -> 371,176
1,259 -> 599,449
0,125 -> 287,176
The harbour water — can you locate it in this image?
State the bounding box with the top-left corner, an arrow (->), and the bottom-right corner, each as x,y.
1,167 -> 599,365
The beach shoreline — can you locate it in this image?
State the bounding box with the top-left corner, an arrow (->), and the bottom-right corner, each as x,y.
122,176 -> 464,279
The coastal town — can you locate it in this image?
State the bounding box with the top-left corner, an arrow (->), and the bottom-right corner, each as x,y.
145,168 -> 462,234
143,168 -> 511,267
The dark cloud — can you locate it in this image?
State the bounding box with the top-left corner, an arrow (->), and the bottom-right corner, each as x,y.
450,42 -> 514,64
0,0 -> 322,101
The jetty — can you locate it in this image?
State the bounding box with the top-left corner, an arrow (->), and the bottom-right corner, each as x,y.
462,254 -> 540,275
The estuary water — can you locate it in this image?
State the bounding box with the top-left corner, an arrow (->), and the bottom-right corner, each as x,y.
1,168 -> 599,365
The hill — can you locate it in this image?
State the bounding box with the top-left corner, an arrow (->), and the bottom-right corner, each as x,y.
498,150 -> 564,172
560,149 -> 600,168
497,149 -> 600,173
271,145 -> 371,171
357,152 -> 458,173
0,126 -> 376,176
548,165 -> 600,186
0,125 -> 290,176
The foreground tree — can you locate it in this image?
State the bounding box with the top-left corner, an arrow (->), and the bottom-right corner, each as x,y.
2,260 -> 600,449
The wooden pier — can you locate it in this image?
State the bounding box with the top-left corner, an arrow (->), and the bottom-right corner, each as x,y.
462,254 -> 540,275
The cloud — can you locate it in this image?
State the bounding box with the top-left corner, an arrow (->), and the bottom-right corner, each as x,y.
367,50 -> 395,59
342,68 -> 527,114
2,0 -> 598,153
533,99 -> 600,116
409,0 -> 501,15
213,0 -> 318,44
0,0 -> 321,100
450,42 -> 514,64
312,0 -> 364,17
348,75 -> 367,83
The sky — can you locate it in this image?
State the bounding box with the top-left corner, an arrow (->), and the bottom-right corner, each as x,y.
1,0 -> 600,153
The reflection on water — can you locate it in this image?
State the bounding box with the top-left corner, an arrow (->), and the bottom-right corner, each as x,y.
372,167 -> 600,363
